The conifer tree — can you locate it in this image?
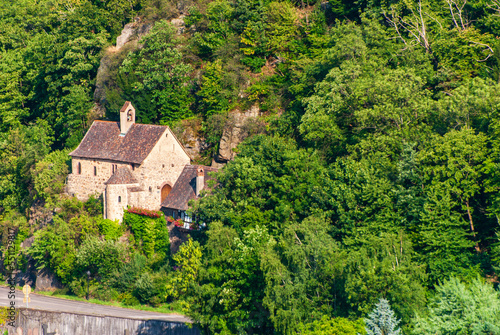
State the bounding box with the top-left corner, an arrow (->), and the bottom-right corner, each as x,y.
365,298 -> 402,335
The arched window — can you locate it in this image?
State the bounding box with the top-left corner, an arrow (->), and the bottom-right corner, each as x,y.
118,196 -> 121,203
94,166 -> 97,176
149,186 -> 152,192
127,110 -> 132,121
77,162 -> 81,175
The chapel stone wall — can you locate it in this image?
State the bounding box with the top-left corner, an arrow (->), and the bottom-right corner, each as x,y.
67,158 -> 130,201
105,184 -> 130,222
133,128 -> 191,210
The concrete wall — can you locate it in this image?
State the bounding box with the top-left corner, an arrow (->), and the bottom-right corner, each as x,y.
6,309 -> 200,335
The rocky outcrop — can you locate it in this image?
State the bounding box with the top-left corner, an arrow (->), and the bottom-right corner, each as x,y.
116,19 -> 153,50
170,15 -> 186,34
172,119 -> 208,162
94,19 -> 153,107
29,199 -> 54,231
213,105 -> 262,167
35,269 -> 63,292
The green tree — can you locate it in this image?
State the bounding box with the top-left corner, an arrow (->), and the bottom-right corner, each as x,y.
365,298 -> 401,335
121,20 -> 193,124
413,277 -> 500,335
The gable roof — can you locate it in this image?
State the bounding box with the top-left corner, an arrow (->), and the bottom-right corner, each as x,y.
105,167 -> 138,185
120,101 -> 132,113
161,165 -> 218,211
69,121 -> 191,164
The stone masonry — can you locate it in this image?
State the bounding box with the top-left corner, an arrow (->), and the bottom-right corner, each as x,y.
67,102 -> 191,222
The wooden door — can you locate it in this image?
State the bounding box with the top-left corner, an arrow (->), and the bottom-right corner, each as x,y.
161,184 -> 172,203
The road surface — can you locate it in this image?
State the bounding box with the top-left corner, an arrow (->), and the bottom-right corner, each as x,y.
0,286 -> 190,323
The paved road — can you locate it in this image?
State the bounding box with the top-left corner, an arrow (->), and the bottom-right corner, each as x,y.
0,286 -> 190,323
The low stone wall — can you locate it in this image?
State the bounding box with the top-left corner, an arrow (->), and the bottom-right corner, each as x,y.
4,309 -> 200,335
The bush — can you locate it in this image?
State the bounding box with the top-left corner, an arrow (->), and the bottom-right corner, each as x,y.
96,218 -> 123,241
108,253 -> 148,293
119,292 -> 141,306
123,211 -> 169,260
75,236 -> 127,280
297,316 -> 366,335
133,272 -> 156,304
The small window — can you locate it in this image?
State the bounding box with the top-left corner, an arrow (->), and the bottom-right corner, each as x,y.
149,186 -> 152,192
77,162 -> 81,175
118,196 -> 121,203
94,166 -> 97,176
162,164 -> 165,168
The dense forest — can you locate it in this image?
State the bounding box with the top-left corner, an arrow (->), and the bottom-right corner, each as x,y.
2,0 -> 500,333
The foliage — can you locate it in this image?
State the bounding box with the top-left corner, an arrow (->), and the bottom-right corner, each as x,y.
412,277 -> 500,334
126,207 -> 163,218
33,149 -> 70,205
75,236 -> 127,280
4,0 -> 500,330
123,211 -> 169,259
120,20 -> 193,124
297,316 -> 366,335
167,238 -> 202,299
365,298 -> 401,335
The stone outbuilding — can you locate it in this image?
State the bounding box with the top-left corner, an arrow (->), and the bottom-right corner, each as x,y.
161,165 -> 218,223
67,102 -> 192,222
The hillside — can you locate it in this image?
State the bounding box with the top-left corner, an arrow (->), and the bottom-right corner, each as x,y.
2,0 -> 500,333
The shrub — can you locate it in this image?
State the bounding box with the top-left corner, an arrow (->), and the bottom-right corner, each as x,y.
123,211 -> 169,260
75,236 -> 127,280
297,316 -> 366,335
120,292 -> 140,306
96,218 -> 123,241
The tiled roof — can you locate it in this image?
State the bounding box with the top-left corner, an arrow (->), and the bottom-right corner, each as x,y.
69,121 -> 167,164
161,165 -> 218,211
105,167 -> 138,185
120,101 -> 131,113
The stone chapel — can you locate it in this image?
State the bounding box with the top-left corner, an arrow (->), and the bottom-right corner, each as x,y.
66,102 -> 192,222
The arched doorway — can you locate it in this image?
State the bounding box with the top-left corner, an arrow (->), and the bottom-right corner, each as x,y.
161,184 -> 172,203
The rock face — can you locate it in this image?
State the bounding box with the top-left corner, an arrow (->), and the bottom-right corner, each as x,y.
116,19 -> 153,50
29,199 -> 54,229
213,105 -> 261,167
170,15 -> 186,34
93,19 -> 152,107
172,119 -> 208,162
35,268 -> 63,292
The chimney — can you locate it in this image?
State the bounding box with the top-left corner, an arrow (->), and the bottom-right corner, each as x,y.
120,101 -> 135,135
196,167 -> 204,196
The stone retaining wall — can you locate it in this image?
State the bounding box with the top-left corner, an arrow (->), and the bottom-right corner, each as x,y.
3,308 -> 200,335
